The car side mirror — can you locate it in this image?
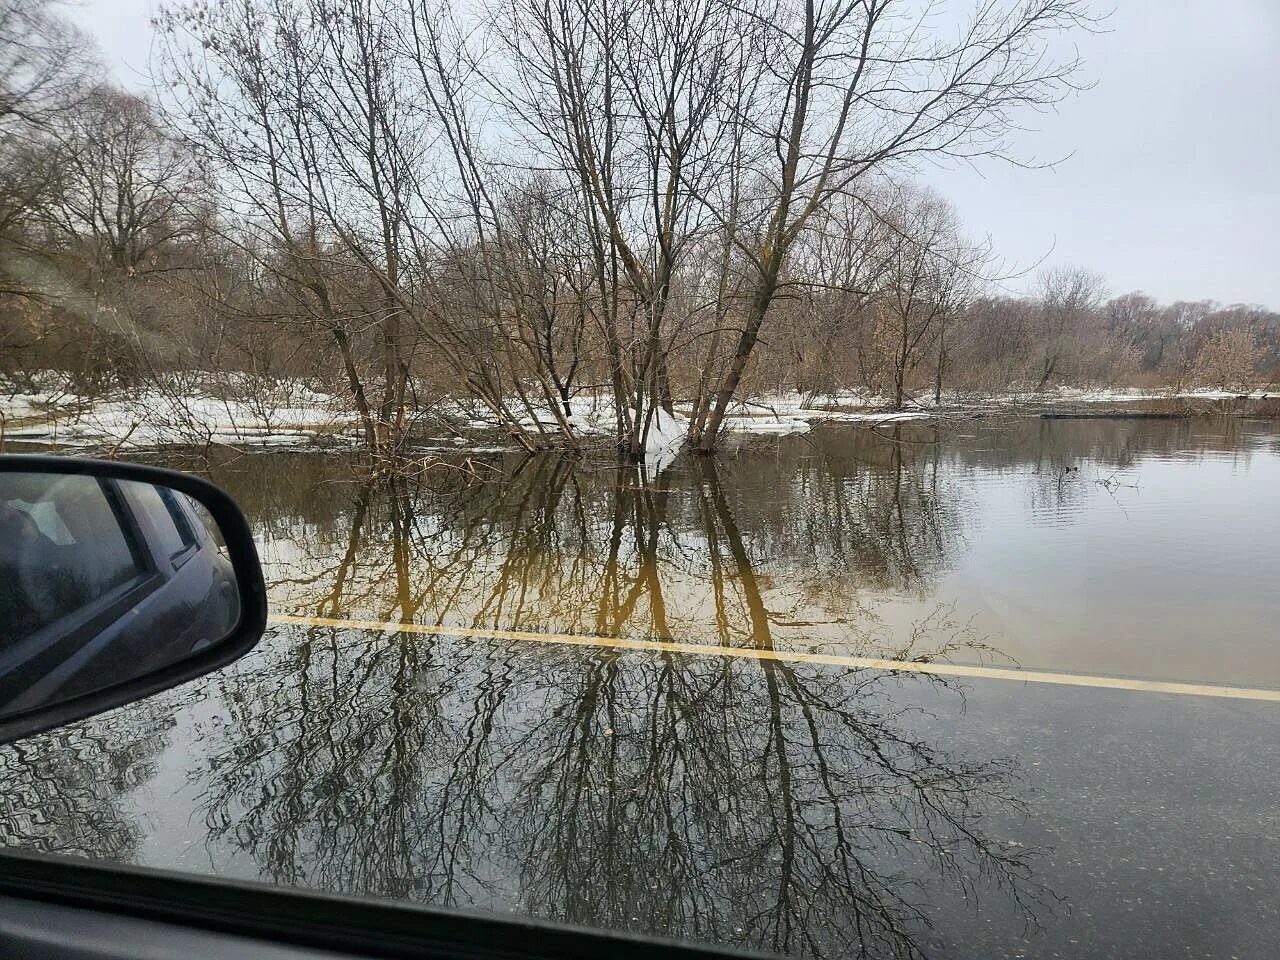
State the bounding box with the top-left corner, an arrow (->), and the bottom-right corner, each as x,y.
0,456 -> 267,744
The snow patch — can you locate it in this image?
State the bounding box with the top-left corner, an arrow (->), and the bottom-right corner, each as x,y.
720,413 -> 812,435
6,376 -> 1276,453
1,384 -> 352,449
0,393 -> 55,421
643,408 -> 688,471
806,410 -> 930,423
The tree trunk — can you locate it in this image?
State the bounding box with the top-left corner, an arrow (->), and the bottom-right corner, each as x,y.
696,269 -> 778,453
332,325 -> 377,447
934,329 -> 947,405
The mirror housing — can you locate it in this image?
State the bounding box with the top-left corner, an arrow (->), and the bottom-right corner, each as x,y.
0,455 -> 267,744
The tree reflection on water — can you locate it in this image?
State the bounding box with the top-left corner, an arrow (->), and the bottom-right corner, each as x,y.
193,445 -> 1040,957
253,431 -> 979,656
1,431 -> 1060,958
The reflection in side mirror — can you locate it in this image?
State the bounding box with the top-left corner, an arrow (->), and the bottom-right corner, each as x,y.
0,458 -> 267,743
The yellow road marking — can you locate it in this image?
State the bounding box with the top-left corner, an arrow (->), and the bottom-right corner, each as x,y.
267,614 -> 1280,703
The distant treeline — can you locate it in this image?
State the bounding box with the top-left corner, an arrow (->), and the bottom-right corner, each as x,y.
1,1 -> 1275,457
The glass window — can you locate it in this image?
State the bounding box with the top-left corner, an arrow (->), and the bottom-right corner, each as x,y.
0,475 -> 145,640
181,493 -> 224,547
124,481 -> 197,559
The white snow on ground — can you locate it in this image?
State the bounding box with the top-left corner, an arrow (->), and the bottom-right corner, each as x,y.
691,394 -> 930,434
643,408 -> 689,470
805,410 -> 930,423
765,385 -> 1280,408
1,382 -> 352,448
3,376 -> 1276,453
566,396 -> 616,435
0,373 -> 78,421
1056,387 -> 1280,402
0,394 -> 55,421
722,414 -> 811,434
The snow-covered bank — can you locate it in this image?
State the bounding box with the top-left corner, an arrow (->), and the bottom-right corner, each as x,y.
1,381 -> 352,449
1006,386 -> 1280,404
3,377 -> 1276,453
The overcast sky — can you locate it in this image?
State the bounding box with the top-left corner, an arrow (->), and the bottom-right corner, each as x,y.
82,0 -> 1280,307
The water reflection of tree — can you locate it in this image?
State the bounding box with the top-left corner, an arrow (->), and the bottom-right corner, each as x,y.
252,440 -> 972,659
185,457 -> 1043,959
0,698 -> 176,859
0,447 -> 1047,958
778,424 -> 962,595
194,634 -> 1039,958
894,415 -> 1263,477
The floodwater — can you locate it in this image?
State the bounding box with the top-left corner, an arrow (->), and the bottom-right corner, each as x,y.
2,416 -> 1279,958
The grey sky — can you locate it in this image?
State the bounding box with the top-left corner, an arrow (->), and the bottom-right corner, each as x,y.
82,0 -> 1280,308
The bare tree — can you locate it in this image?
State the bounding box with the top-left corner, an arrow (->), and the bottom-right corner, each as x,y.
1033,264 -> 1106,391
157,0 -> 428,456
490,0 -> 755,457
782,188 -> 886,399
0,0 -> 92,129
864,186 -> 984,409
42,86 -> 204,274
687,0 -> 1092,449
1194,325 -> 1262,393
0,0 -> 95,297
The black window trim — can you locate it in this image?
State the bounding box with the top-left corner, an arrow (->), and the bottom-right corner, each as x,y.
156,484 -> 200,569
99,476 -> 157,577
0,849 -> 772,960
115,477 -> 200,571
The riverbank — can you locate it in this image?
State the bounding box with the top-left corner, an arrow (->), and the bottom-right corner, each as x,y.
3,375 -> 1278,453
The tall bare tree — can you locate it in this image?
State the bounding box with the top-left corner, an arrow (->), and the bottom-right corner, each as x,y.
687,0 -> 1092,449
1033,264 -> 1106,391
42,86 -> 204,274
872,186 -> 984,409
0,0 -> 95,297
490,0 -> 756,456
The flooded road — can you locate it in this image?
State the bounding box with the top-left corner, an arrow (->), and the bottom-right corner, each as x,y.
2,416 -> 1279,958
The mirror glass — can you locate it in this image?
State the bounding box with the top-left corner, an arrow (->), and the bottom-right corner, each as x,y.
0,472 -> 241,718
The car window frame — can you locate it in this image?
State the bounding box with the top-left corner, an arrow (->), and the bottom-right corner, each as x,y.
117,478 -> 201,572
0,848 -> 771,960
159,486 -> 201,568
